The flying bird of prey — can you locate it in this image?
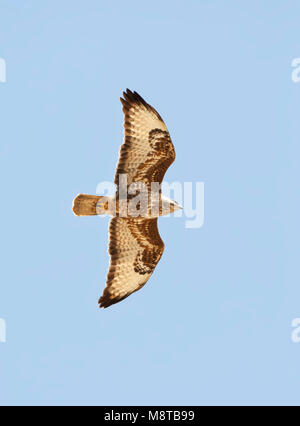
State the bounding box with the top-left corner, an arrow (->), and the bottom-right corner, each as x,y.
72,89 -> 181,308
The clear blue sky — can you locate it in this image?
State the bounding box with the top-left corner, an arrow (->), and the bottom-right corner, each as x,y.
0,0 -> 300,406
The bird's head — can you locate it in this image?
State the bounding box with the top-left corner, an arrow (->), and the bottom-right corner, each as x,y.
171,199 -> 183,213
160,195 -> 183,215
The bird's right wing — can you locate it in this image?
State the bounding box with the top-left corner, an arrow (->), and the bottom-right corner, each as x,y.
98,217 -> 164,308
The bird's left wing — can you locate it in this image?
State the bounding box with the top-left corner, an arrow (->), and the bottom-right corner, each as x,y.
115,89 -> 175,191
98,217 -> 164,308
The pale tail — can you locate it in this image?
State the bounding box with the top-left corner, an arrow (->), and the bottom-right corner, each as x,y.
72,194 -> 112,216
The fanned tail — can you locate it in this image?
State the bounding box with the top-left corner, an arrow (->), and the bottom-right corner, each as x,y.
72,194 -> 112,216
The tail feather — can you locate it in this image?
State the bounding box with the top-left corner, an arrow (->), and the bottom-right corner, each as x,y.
72,194 -> 103,216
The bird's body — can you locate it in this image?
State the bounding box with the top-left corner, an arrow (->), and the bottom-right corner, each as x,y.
73,193 -> 180,218
73,89 -> 180,308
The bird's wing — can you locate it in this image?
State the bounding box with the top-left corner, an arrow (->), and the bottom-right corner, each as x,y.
115,89 -> 175,191
98,217 -> 164,308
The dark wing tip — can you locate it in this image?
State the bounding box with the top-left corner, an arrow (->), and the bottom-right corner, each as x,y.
98,292 -> 129,309
122,88 -> 139,104
120,89 -> 163,121
98,294 -> 113,309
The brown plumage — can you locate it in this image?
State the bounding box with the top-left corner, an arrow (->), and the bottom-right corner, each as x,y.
73,89 -> 179,308
99,217 -> 164,308
115,90 -> 175,192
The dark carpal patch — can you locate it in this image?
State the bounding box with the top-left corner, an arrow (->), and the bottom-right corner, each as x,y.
127,218 -> 164,276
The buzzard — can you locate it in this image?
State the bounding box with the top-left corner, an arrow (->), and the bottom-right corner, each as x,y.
72,89 -> 181,308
